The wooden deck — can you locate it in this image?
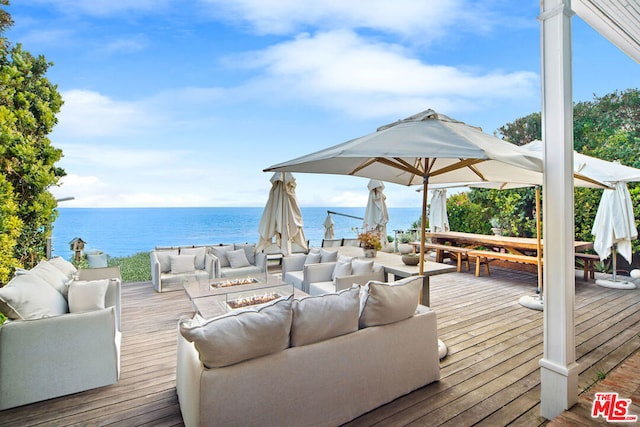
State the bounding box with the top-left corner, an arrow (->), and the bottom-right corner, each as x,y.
1,266 -> 639,426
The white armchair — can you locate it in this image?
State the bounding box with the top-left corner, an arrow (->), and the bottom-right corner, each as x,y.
0,268 -> 121,410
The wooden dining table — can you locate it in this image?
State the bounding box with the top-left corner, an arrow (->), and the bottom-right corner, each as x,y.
421,231 -> 593,262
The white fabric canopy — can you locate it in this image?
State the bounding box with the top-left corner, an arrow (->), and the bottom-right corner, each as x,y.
592,181 -> 637,263
428,189 -> 449,232
265,109 -> 547,277
522,140 -> 640,184
363,179 -> 389,239
257,172 -> 308,256
323,213 -> 335,240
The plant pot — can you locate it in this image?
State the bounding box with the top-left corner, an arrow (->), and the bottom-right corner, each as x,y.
401,255 -> 420,266
398,243 -> 414,254
363,248 -> 377,258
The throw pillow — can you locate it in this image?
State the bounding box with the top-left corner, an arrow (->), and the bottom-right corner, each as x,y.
68,279 -> 109,313
290,287 -> 359,347
332,260 -> 353,282
337,254 -> 354,264
359,276 -> 422,328
320,248 -> 338,263
29,261 -> 71,297
0,274 -> 68,320
179,295 -> 293,368
235,243 -> 256,265
304,252 -> 321,265
155,249 -> 178,273
180,247 -> 207,270
170,255 -> 196,274
211,245 -> 233,268
47,256 -> 78,280
226,249 -> 250,268
352,259 -> 374,275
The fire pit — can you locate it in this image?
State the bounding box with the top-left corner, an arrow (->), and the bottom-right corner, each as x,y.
227,293 -> 281,309
210,277 -> 259,289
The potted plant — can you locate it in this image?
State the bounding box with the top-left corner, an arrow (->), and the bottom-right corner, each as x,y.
401,252 -> 420,266
490,217 -> 503,236
355,226 -> 382,258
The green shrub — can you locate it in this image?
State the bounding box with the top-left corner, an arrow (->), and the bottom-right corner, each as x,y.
446,193 -> 492,234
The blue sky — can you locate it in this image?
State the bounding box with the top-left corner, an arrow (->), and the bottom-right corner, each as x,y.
6,1 -> 639,208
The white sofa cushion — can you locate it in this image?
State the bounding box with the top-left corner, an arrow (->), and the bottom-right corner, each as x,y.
332,260 -> 352,281
171,255 -> 196,274
47,256 -> 78,280
156,249 -> 179,273
29,261 -> 71,297
68,279 -> 109,313
291,287 -> 359,347
235,243 -> 256,265
227,249 -> 250,268
211,245 -> 233,268
352,259 -> 374,275
179,295 -> 293,368
320,248 -> 338,263
305,252 -> 321,264
0,274 -> 68,320
359,276 -> 422,328
180,247 -> 207,270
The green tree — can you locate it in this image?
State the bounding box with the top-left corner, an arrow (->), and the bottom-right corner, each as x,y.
446,192 -> 492,234
464,89 -> 640,260
0,2 -> 64,281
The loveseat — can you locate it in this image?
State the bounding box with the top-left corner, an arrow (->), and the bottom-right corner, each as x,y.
176,276 -> 440,426
0,257 -> 121,410
151,244 -> 266,292
282,249 -> 385,295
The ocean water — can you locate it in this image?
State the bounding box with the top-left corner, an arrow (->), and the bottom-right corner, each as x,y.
51,207 -> 423,259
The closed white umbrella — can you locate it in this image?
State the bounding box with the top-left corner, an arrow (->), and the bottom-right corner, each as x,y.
428,189 -> 449,232
363,179 -> 389,240
323,213 -> 335,240
592,181 -> 637,289
257,172 -> 308,256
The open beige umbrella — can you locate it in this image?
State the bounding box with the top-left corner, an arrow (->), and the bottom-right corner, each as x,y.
265,109 -> 553,283
257,172 -> 308,256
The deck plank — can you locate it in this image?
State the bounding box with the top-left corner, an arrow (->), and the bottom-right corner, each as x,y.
0,267 -> 638,426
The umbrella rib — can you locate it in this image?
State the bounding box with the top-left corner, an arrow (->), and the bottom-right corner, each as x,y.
373,157 -> 424,176
430,158 -> 484,177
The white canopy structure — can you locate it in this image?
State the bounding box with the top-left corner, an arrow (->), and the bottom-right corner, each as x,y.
539,0 -> 639,419
265,109 -> 548,280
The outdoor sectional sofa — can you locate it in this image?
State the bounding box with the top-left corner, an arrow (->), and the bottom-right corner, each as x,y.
150,244 -> 266,292
176,276 -> 440,426
281,249 -> 385,295
0,258 -> 122,410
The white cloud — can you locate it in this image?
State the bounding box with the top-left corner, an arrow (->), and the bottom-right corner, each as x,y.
56,90 -> 156,137
104,35 -> 149,54
201,0 -> 497,41
235,30 -> 538,119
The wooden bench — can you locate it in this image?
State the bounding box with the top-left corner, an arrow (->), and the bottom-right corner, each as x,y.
466,250 -> 540,277
575,253 -> 599,281
422,243 -> 471,272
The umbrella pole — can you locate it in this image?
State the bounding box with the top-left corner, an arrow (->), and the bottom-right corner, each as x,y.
419,176 -> 428,278
536,187 -> 543,297
612,244 -> 618,282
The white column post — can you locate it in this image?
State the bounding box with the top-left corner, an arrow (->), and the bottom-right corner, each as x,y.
539,0 -> 579,419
